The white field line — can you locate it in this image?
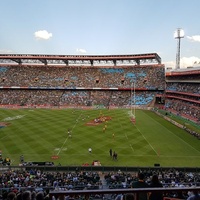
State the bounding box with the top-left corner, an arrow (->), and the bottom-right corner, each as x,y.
0,135 -> 9,140
117,110 -> 135,151
128,111 -> 156,156
134,122 -> 159,156
127,110 -> 148,153
115,110 -> 129,139
57,112 -> 83,155
130,144 -> 134,151
145,112 -> 200,154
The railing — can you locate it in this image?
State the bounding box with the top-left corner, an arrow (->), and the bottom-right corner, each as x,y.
2,165 -> 199,173
49,187 -> 200,200
0,187 -> 199,200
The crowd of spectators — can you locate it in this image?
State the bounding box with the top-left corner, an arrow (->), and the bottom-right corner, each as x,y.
105,169 -> 200,199
104,168 -> 200,189
0,90 -> 157,107
0,168 -> 101,199
0,66 -> 165,89
0,65 -> 165,108
166,83 -> 200,94
165,77 -> 200,124
165,99 -> 199,123
0,168 -> 200,200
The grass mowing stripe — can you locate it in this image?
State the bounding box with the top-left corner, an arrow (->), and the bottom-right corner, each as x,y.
134,121 -> 162,156
144,110 -> 200,154
0,108 -> 200,167
125,109 -> 159,156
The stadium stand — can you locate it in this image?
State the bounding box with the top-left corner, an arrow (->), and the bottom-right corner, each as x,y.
0,54 -> 200,199
165,68 -> 200,124
0,54 -> 165,108
0,168 -> 200,199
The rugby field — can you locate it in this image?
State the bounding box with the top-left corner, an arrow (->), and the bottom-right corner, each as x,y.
0,108 -> 199,167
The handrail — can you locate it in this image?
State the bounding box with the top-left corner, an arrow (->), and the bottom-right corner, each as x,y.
49,187 -> 200,200
1,165 -> 200,172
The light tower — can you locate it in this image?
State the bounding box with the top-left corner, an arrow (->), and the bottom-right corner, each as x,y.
174,28 -> 184,69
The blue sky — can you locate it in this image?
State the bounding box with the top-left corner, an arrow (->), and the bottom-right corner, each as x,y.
1,0 -> 200,69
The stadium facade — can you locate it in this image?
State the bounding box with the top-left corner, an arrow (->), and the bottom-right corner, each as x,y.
0,53 -> 165,109
0,53 -> 199,123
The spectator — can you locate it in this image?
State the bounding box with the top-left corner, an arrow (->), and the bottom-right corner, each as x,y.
22,191 -> 31,200
36,192 -> 44,200
7,192 -> 16,200
132,172 -> 149,200
149,174 -> 163,200
187,190 -> 200,200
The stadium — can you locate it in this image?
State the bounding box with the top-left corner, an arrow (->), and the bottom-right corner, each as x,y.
0,53 -> 199,199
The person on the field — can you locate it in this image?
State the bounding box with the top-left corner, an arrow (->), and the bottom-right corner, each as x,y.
109,148 -> 112,157
68,129 -> 72,138
20,155 -> 24,163
113,151 -> 117,160
88,147 -> 92,153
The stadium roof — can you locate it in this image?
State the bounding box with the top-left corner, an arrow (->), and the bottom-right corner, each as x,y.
0,53 -> 162,66
166,66 -> 200,76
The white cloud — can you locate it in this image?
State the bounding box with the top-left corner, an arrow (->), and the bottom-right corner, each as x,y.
76,48 -> 87,54
34,30 -> 52,40
164,56 -> 200,69
181,56 -> 200,67
186,35 -> 200,42
163,61 -> 175,69
0,49 -> 14,54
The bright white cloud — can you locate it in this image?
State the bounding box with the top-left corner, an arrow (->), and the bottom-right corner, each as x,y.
76,48 -> 87,54
164,56 -> 200,69
181,56 -> 200,67
186,35 -> 200,42
34,30 -> 52,40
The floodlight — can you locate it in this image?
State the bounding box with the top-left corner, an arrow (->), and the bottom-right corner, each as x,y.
174,28 -> 184,69
174,28 -> 184,39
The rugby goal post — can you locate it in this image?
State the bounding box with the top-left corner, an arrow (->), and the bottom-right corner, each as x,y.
130,81 -> 136,124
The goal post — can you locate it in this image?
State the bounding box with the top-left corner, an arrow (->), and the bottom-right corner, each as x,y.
130,81 -> 136,124
130,112 -> 136,124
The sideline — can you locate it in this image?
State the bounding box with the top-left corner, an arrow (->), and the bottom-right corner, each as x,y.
145,111 -> 200,154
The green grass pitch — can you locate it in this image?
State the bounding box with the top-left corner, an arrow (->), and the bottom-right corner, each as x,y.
0,108 -> 200,167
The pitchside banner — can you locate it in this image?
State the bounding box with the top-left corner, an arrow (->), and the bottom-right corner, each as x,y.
154,110 -> 184,129
163,116 -> 184,129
